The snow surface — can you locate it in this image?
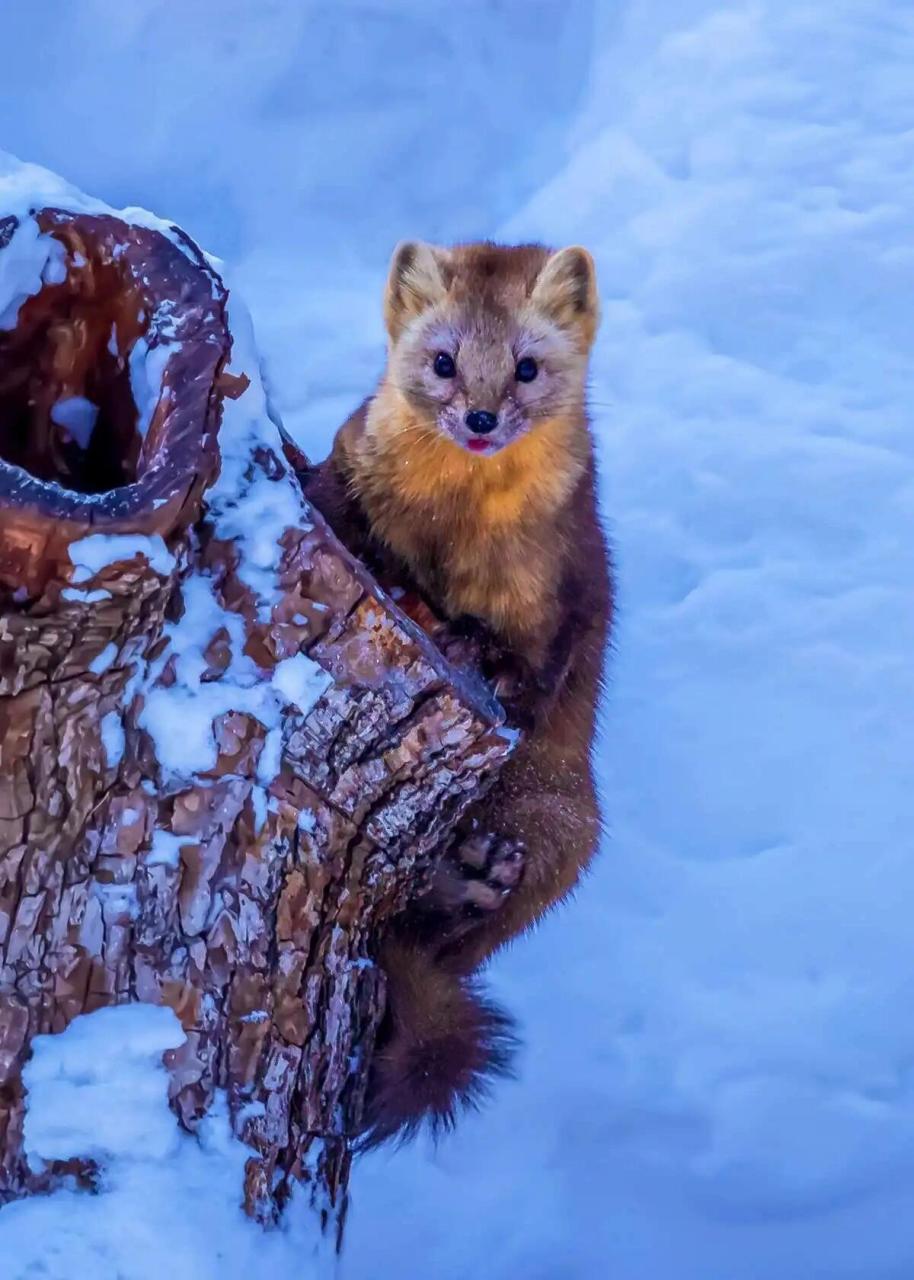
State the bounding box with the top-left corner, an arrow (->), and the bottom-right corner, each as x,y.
1,1 -> 912,1277
22,1005 -> 186,1166
4,1006 -> 324,1280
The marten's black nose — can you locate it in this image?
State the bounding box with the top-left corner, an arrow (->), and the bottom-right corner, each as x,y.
465,409 -> 498,435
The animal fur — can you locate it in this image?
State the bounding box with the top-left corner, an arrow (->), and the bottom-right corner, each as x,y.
304,240 -> 612,1143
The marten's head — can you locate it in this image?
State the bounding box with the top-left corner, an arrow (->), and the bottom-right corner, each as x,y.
380,241 -> 599,456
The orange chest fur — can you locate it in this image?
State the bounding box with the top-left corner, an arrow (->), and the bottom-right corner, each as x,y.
348,419 -> 581,645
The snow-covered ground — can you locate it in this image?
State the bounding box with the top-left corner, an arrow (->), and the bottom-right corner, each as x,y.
1,1 -> 912,1276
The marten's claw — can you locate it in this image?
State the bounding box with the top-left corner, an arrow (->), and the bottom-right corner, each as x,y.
430,833 -> 525,917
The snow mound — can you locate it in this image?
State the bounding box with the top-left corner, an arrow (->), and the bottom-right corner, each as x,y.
3,1005 -> 325,1280
23,1005 -> 186,1166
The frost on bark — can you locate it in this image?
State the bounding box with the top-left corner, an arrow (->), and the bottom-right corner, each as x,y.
0,190 -> 513,1233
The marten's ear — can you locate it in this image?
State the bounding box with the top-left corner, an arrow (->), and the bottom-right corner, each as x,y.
530,246 -> 599,347
385,241 -> 452,340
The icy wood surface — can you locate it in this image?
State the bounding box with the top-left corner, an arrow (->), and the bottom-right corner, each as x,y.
0,180 -> 513,1230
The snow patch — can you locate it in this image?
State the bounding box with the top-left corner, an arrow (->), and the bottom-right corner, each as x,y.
138,574 -> 328,782
206,287 -> 313,621
3,1005 -> 325,1279
89,643 -> 118,675
128,337 -> 173,438
51,396 -> 98,449
23,1005 -> 186,1167
273,652 -> 332,712
146,830 -> 186,870
251,785 -> 268,833
256,726 -> 284,786
100,712 -> 125,766
61,587 -> 112,604
68,533 -> 175,581
0,217 -> 65,330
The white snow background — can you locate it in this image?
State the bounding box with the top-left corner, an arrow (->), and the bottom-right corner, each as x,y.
1,1 -> 912,1277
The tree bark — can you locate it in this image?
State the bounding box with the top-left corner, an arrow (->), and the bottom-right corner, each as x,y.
0,195 -> 513,1234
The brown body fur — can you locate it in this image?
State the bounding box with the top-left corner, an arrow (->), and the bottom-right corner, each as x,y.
304,241 -> 612,1142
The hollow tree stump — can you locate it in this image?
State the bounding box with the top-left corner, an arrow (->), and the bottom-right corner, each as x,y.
0,165 -> 514,1232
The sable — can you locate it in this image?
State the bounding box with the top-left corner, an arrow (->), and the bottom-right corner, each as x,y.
306,239 -> 613,1142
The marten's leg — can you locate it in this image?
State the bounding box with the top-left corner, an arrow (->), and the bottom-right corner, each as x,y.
426,743 -> 602,973
362,746 -> 601,1144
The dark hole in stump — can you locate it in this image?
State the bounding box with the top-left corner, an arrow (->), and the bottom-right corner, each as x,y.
0,232 -> 148,495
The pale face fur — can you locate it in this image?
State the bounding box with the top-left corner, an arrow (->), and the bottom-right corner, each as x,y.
379,241 -> 598,457
338,242 -> 600,646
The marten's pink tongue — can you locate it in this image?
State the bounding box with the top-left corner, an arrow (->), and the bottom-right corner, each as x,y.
467,439 -> 490,453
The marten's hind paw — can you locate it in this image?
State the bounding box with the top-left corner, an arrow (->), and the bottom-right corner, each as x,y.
433,833 -> 525,915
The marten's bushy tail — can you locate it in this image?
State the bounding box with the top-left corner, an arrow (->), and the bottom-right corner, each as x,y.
359,937 -> 518,1148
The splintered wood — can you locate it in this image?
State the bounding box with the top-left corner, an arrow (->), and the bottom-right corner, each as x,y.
0,192 -> 512,1231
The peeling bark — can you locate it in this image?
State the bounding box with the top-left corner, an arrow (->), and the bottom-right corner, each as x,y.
0,197 -> 513,1233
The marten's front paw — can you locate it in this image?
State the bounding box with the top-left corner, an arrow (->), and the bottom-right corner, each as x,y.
429,833 -> 525,917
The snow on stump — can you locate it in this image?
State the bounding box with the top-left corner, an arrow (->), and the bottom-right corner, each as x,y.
0,161 -> 513,1230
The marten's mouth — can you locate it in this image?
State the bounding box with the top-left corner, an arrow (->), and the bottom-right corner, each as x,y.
435,404 -> 529,456
454,426 -> 519,456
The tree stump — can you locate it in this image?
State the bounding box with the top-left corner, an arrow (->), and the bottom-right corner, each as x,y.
0,170 -> 514,1233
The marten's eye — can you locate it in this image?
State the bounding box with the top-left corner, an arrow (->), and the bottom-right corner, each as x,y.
515,356 -> 538,383
433,351 -> 456,378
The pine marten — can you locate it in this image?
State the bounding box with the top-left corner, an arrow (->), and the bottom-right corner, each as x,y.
304,240 -> 612,1144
